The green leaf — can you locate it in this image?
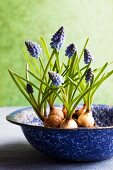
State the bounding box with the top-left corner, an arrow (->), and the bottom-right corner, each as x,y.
54,49 -> 60,73
11,71 -> 43,93
8,69 -> 45,121
22,49 -> 36,75
31,57 -> 42,76
40,36 -> 50,60
60,62 -> 64,72
94,62 -> 108,83
69,69 -> 113,118
9,70 -> 37,109
40,36 -> 53,68
39,58 -> 45,73
63,63 -> 68,69
69,65 -> 87,79
68,53 -> 77,76
72,61 -> 91,98
68,77 -> 77,87
8,69 -> 34,105
38,50 -> 55,104
40,90 -> 55,107
26,63 -> 29,80
52,61 -> 57,71
28,70 -> 50,88
44,100 -> 47,116
61,66 -> 70,76
43,61 -> 57,100
78,38 -> 89,63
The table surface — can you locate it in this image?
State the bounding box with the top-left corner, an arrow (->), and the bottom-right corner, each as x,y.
0,107 -> 113,170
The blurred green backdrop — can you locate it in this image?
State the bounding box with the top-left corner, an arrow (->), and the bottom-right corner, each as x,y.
1,0 -> 113,106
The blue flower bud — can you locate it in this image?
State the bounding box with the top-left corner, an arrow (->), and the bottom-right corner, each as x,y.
25,40 -> 42,58
26,83 -> 34,94
84,49 -> 93,64
48,71 -> 64,86
65,43 -> 77,58
50,26 -> 65,50
85,68 -> 93,83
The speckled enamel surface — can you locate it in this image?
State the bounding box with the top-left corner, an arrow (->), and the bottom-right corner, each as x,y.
6,105 -> 113,162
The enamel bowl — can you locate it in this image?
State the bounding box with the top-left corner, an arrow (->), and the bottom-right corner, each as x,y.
6,105 -> 113,162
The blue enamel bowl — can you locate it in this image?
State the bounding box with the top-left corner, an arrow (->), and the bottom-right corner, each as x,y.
6,105 -> 113,162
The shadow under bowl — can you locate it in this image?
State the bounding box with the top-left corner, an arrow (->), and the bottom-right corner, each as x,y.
6,104 -> 113,162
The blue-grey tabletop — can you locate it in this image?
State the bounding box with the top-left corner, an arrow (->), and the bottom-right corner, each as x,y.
0,107 -> 113,170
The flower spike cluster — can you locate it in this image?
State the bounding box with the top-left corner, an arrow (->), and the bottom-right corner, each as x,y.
84,49 -> 93,64
85,68 -> 93,83
50,26 -> 65,50
48,71 -> 64,86
25,40 -> 42,58
65,43 -> 77,58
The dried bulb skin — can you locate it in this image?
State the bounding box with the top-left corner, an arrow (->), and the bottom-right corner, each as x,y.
62,106 -> 67,117
44,115 -> 62,128
77,111 -> 95,128
60,119 -> 78,129
49,107 -> 64,119
75,104 -> 87,117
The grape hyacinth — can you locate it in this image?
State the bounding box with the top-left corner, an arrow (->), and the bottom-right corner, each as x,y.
84,49 -> 93,64
85,68 -> 93,83
26,83 -> 34,94
25,40 -> 42,58
48,71 -> 64,86
50,26 -> 65,50
65,43 -> 77,58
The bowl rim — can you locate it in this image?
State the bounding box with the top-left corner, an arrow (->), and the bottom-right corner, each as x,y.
6,105 -> 113,131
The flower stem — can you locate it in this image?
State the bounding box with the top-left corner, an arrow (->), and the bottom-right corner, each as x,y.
38,50 -> 55,106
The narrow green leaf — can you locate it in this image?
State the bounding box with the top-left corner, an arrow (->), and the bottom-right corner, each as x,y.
68,77 -> 77,87
60,62 -> 64,72
12,71 -> 43,93
44,100 -> 47,116
8,69 -> 45,121
94,62 -> 108,83
68,53 -> 77,76
69,70 -> 113,117
40,90 -> 55,107
78,38 -> 89,63
26,63 -> 29,80
31,57 -> 42,76
40,36 -> 53,68
40,36 -> 50,60
54,50 -> 60,73
28,70 -> 50,88
38,50 -> 55,104
39,58 -> 45,73
72,61 -> 91,98
8,69 -> 34,105
22,49 -> 36,75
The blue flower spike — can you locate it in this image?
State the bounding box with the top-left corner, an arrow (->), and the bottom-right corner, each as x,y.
85,68 -> 93,83
50,26 -> 65,50
25,40 -> 42,58
48,71 -> 64,86
65,43 -> 77,58
84,49 -> 93,64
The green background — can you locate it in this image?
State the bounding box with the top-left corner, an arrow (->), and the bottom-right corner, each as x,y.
1,0 -> 113,106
